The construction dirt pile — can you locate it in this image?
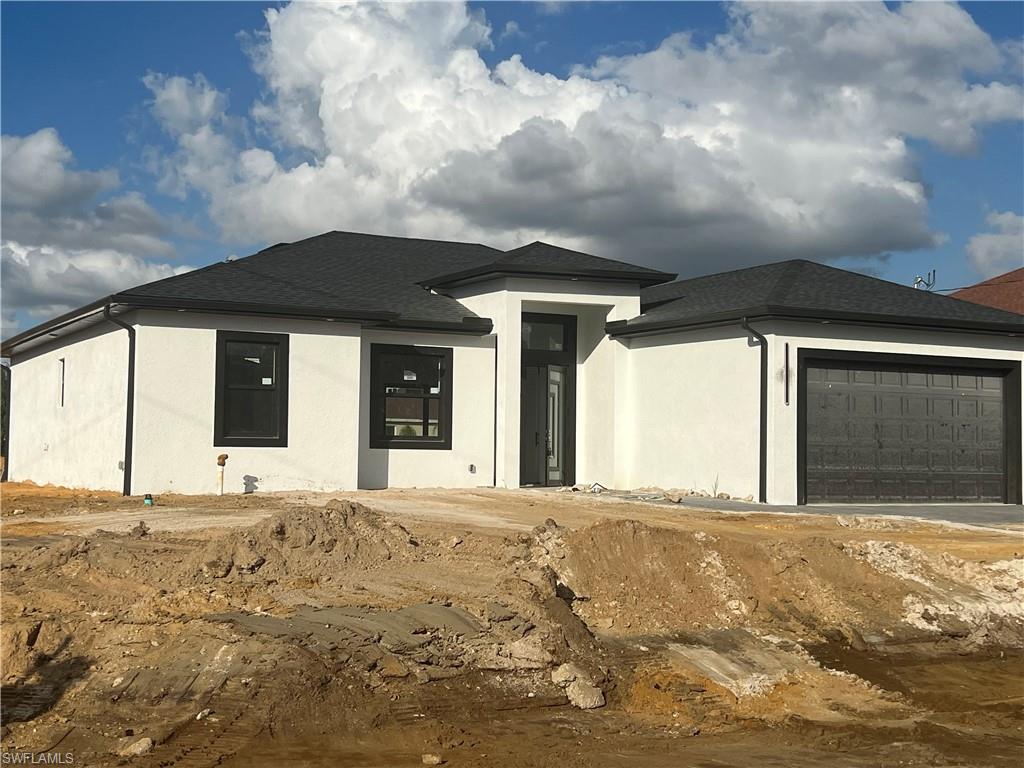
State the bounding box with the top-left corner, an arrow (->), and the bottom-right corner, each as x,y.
2,488 -> 1023,767
184,499 -> 417,582
539,518 -> 1024,649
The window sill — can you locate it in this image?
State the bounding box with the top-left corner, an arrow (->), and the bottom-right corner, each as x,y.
214,437 -> 289,448
369,439 -> 452,451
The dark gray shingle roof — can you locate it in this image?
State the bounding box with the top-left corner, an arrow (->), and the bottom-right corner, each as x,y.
118,232 -> 673,328
614,259 -> 1024,336
420,241 -> 675,288
120,231 -> 503,326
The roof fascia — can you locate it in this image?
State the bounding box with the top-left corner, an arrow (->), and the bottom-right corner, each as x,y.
366,317 -> 494,335
420,264 -> 676,290
1,296 -> 116,357
607,306 -> 1024,339
113,293 -> 400,322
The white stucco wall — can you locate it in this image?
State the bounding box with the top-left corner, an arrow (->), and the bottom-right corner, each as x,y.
764,321 -> 1024,505
14,299 -> 1017,504
453,278 -> 640,488
619,320 -> 1022,504
357,329 -> 496,489
131,311 -> 362,495
621,325 -> 761,498
8,324 -> 129,491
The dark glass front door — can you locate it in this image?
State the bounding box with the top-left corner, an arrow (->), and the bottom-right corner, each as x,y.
520,314 -> 576,486
520,364 -> 569,485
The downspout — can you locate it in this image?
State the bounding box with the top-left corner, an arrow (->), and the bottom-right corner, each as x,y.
104,305 -> 135,496
741,317 -> 767,503
492,335 -> 499,488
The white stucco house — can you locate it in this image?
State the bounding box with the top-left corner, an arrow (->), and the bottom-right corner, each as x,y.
4,231 -> 1022,506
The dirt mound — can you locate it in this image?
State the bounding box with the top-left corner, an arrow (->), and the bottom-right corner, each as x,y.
541,518 -> 1024,647
547,519 -> 762,634
185,499 -> 415,583
844,540 -> 1024,644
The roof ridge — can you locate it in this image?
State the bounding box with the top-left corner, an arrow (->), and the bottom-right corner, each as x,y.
330,229 -> 502,251
498,240 -> 672,275
796,259 -> 1009,311
661,258 -> 810,289
115,257 -> 227,298
250,229 -> 504,256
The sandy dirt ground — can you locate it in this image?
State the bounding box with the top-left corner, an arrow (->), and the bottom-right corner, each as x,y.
1,481 -> 1022,766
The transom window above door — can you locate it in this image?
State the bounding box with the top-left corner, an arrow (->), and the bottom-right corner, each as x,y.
522,320 -> 565,351
369,344 -> 453,450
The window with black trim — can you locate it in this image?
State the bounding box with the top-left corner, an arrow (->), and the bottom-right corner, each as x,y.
215,330 -> 289,447
370,344 -> 453,450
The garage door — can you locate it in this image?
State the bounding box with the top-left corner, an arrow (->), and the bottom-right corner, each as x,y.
804,363 -> 1006,503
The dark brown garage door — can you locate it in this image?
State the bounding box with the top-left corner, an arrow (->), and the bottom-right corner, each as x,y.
804,363 -> 1007,503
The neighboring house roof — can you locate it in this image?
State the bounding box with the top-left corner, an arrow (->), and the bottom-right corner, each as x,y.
610,259 -> 1024,337
1,231 -> 673,356
951,267 -> 1024,315
420,241 -> 675,288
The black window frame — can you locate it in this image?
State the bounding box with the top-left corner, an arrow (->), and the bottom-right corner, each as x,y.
214,330 -> 289,447
369,343 -> 453,450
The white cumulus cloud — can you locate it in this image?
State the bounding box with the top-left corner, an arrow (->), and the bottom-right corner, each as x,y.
1,129 -> 187,331
966,211 -> 1024,278
140,1 -> 1021,275
1,242 -> 191,319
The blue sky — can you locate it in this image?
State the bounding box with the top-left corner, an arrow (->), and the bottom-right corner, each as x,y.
2,1 -> 1022,334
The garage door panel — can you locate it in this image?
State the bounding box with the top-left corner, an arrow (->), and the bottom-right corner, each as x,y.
980,449 -> 1003,472
851,478 -> 878,499
850,420 -> 875,441
905,447 -> 929,470
904,478 -> 931,500
904,396 -> 929,418
953,450 -> 978,470
879,421 -> 902,441
981,400 -> 1003,419
956,424 -> 980,444
877,447 -> 901,471
852,446 -> 876,468
902,422 -> 927,442
980,424 -> 1003,446
981,375 -> 1002,392
879,395 -> 901,417
851,393 -> 875,415
879,371 -> 901,386
958,400 -> 979,418
979,478 -> 1005,498
806,362 -> 1006,503
929,449 -> 953,470
852,369 -> 875,385
906,371 -> 929,388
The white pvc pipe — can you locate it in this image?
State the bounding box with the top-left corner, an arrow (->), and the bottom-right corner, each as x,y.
217,466 -> 224,496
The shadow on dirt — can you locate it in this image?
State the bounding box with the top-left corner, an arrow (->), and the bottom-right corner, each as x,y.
0,637 -> 90,725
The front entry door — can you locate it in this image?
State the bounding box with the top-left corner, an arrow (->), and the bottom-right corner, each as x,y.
520,364 -> 569,485
520,313 -> 576,486
520,365 -> 547,484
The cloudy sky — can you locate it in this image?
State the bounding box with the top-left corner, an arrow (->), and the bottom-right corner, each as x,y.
2,1 -> 1022,336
